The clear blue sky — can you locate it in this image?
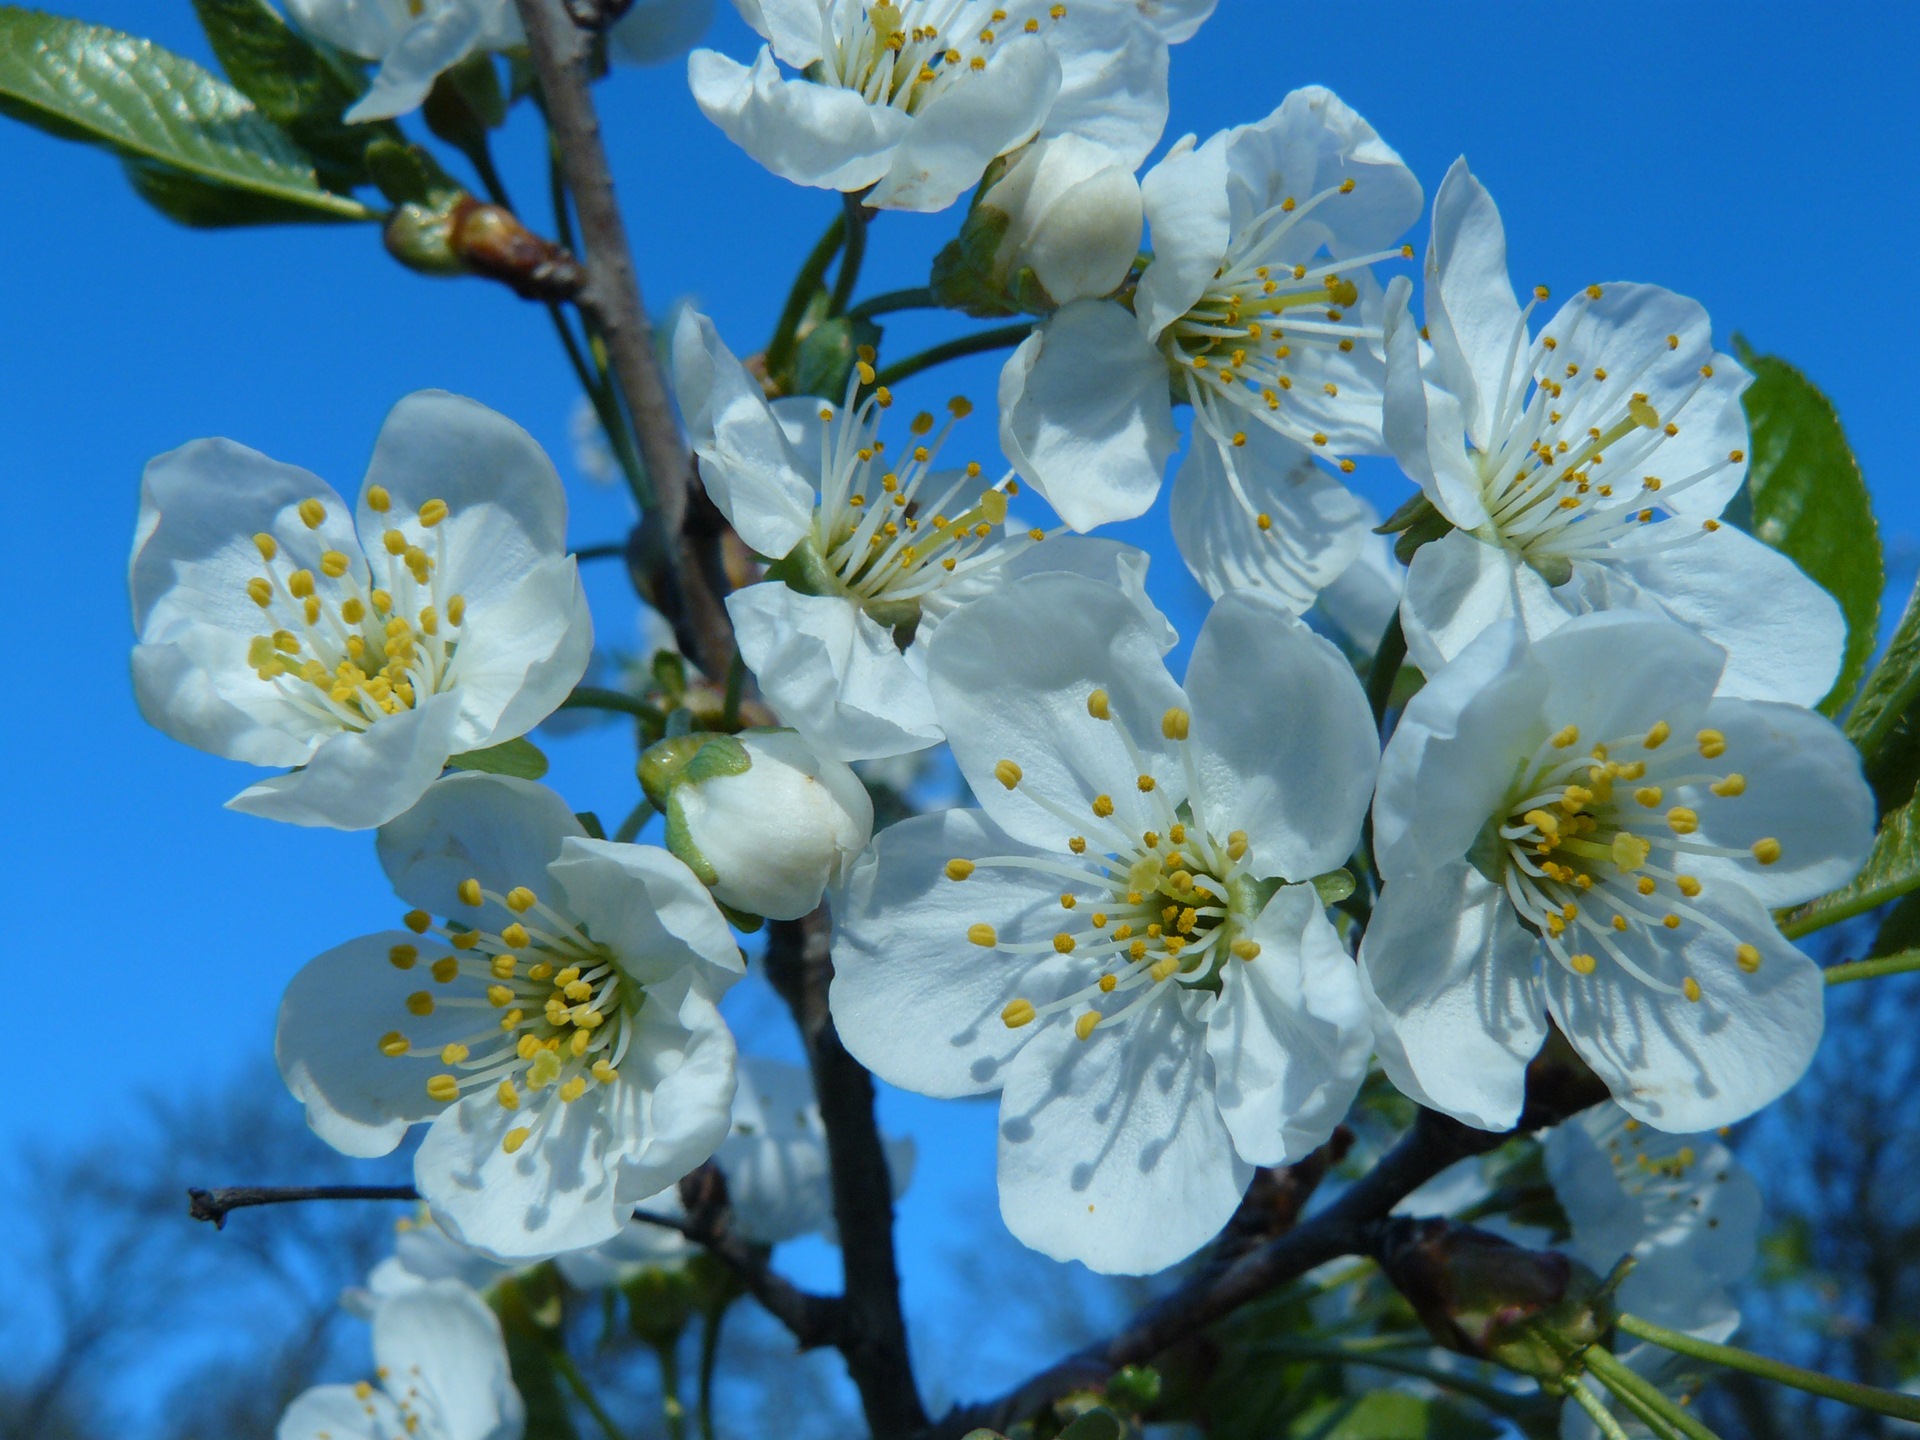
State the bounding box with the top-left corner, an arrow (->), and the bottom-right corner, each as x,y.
2,0 -> 1916,1407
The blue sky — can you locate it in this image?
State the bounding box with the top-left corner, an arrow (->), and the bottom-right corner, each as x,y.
2,0 -> 1917,1409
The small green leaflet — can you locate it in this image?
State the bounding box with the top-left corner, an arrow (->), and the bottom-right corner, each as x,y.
449,736 -> 550,781
0,7 -> 375,226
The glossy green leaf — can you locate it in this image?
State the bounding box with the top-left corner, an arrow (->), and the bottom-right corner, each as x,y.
0,7 -> 374,224
1847,578 -> 1920,813
190,0 -> 384,188
449,736 -> 550,780
1783,800 -> 1918,939
1733,339 -> 1881,715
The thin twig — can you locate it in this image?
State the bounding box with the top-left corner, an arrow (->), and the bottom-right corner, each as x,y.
513,0 -> 735,680
186,1184 -> 419,1229
764,912 -> 927,1438
829,192 -> 870,315
872,324 -> 1031,390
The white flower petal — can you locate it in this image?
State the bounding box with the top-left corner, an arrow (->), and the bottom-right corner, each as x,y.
867,36 -> 1060,213
278,1384 -> 397,1440
227,688 -> 466,830
729,0 -> 824,66
727,582 -> 943,761
688,48 -> 910,193
345,6 -> 491,124
1206,885 -> 1372,1166
1532,611 -> 1725,752
1359,863 -> 1548,1131
1315,507 -> 1404,655
671,311 -> 817,558
277,932 -> 475,1158
1382,276 -> 1485,529
997,987 -> 1251,1274
377,771 -> 586,926
1134,0 -> 1215,45
371,1280 -> 524,1440
1135,130 -> 1231,340
998,300 -> 1179,530
1677,698 -> 1875,909
1185,590 -> 1378,880
991,535 -> 1177,654
926,570 -> 1187,850
1038,3 -> 1168,170
1424,158 -> 1526,449
547,837 -> 745,994
1399,528 -> 1572,676
830,808 -> 1094,1098
1170,426 -> 1371,612
1545,885 -> 1823,1132
454,557 -> 594,750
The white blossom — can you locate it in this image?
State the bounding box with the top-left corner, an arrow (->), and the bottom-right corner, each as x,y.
688,0 -> 1199,212
1360,612 -> 1874,1134
672,309 -> 1172,760
832,573 -> 1378,1273
278,1280 -> 524,1440
971,134 -> 1144,308
131,391 -> 592,831
1384,159 -> 1845,705
283,0 -> 522,123
277,773 -> 743,1261
998,86 -> 1419,613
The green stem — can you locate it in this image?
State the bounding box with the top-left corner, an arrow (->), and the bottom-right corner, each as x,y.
1257,1341 -> 1531,1415
1367,613 -> 1408,731
574,540 -> 627,563
562,687 -> 666,726
872,324 -> 1032,390
613,797 -> 654,844
1582,1345 -> 1720,1440
848,286 -> 936,321
722,651 -> 747,730
470,138 -> 514,211
1617,1312 -> 1920,1421
1824,948 -> 1920,984
1564,1376 -> 1635,1440
549,1342 -> 629,1440
766,213 -> 847,373
829,193 -> 869,315
697,1305 -> 729,1440
656,1340 -> 688,1440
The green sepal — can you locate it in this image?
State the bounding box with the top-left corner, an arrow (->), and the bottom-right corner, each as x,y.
423,52 -> 507,163
765,539 -> 921,630
449,736 -> 549,780
638,732 -> 752,809
792,312 -> 884,401
716,899 -> 764,933
574,811 -> 607,840
1311,868 -> 1356,906
1375,490 -> 1442,534
1392,501 -> 1456,565
623,1264 -> 699,1350
1523,550 -> 1574,588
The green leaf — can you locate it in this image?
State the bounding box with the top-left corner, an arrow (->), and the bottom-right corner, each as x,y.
1056,1410 -> 1124,1440
449,736 -> 550,780
1732,339 -> 1882,715
364,134 -> 462,206
1289,1392 -> 1498,1440
1847,578 -> 1920,813
0,7 -> 374,224
190,0 -> 385,189
1783,799 -> 1919,939
573,810 -> 606,840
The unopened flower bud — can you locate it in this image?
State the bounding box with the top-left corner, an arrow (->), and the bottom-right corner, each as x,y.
640,730 -> 873,921
450,201 -> 586,301
933,137 -> 1143,316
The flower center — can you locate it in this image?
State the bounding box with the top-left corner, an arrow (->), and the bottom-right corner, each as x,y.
1483,718 -> 1780,1002
778,357 -> 1042,628
243,488 -> 466,731
1465,287 -> 1745,574
348,1372 -> 443,1440
377,877 -> 637,1156
1583,1108 -> 1735,1233
1159,178 -> 1410,525
817,1 -> 1069,115
946,690 -> 1270,1042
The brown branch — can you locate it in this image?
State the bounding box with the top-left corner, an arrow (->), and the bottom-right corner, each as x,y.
512,0 -> 736,681
765,909 -> 928,1439
186,1184 -> 420,1229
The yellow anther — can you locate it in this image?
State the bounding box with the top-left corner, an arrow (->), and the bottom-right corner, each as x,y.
384,528 -> 408,556
501,923 -> 530,949
1751,837 -> 1782,865
404,910 -> 432,936
378,1031 -> 410,1057
502,1126 -> 531,1154
1612,833 -> 1651,871
287,569 -> 316,600
517,1035 -> 541,1061
1338,177 -> 1356,193
1129,939 -> 1148,960
1534,285 -> 1551,300
1092,794 -> 1115,818
558,1077 -> 587,1104
430,956 -> 459,984
1087,689 -> 1110,720
1168,823 -> 1186,844
1612,915 -> 1630,932
592,1060 -> 619,1084
1136,774 -> 1156,793
1711,774 -> 1746,797
570,1029 -> 592,1057
371,588 -> 392,614
341,597 -> 366,624
945,859 -> 975,881
1676,875 -> 1703,897
1074,1011 -> 1101,1040
1068,836 -> 1087,854
1668,807 -> 1699,835
1683,976 -> 1702,1003
1636,876 -> 1657,896
1629,398 -> 1661,429
1524,808 -> 1561,837
427,1075 -> 460,1102
1644,721 -> 1671,748
1571,953 -> 1598,975
527,962 -> 553,982
1231,938 -> 1261,961
1692,728 -> 1727,759
1560,785 -> 1594,812
388,943 -> 419,970
365,484 -> 392,514
994,759 -> 1022,789
1551,725 -> 1580,748
1060,894 -> 1077,910
298,498 -> 326,529
1002,998 -> 1035,1028
457,877 -> 483,907
499,1008 -> 523,1030
1169,870 -> 1193,895
449,930 -> 480,951
1161,707 -> 1191,740
320,550 -> 351,579
487,984 -> 514,1007
405,991 -> 435,1016
491,954 -> 517,980
1635,786 -> 1664,808
1227,830 -> 1248,861
1149,956 -> 1179,982
418,498 -> 449,528
1053,933 -> 1076,954
1736,942 -> 1762,973
969,923 -> 998,947
1257,513 -> 1273,531
554,966 -> 581,987
418,606 -> 438,636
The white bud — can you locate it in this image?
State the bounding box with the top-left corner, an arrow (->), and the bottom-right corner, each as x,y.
979,136 -> 1144,307
673,731 -> 873,921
